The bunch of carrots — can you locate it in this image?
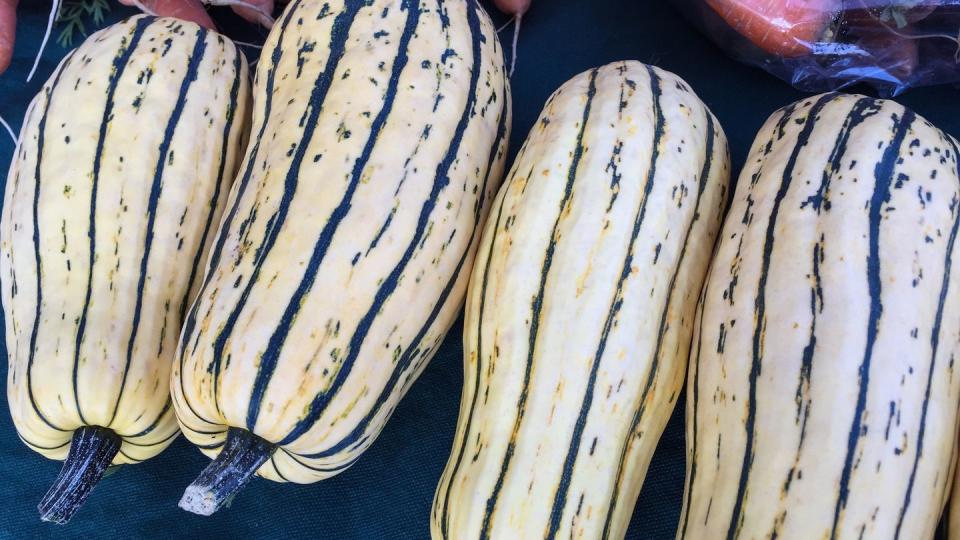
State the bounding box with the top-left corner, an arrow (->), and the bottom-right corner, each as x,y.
0,0 -> 274,75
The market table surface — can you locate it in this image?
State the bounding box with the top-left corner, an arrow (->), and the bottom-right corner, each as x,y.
0,1 -> 958,538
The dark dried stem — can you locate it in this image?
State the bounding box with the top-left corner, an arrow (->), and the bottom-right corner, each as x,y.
38,426 -> 122,524
179,427 -> 275,516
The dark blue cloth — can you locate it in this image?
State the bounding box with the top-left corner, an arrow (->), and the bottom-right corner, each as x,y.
0,1 -> 957,538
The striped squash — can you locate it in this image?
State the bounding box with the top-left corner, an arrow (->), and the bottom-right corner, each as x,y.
1,16 -> 250,523
431,61 -> 730,540
678,93 -> 960,540
172,0 -> 510,514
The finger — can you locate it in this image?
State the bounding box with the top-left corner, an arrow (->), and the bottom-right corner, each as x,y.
120,0 -> 216,29
0,0 -> 18,75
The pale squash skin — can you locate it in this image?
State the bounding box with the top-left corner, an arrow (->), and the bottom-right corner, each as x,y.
679,94 -> 960,540
1,16 -> 250,465
172,0 -> 510,484
431,61 -> 730,540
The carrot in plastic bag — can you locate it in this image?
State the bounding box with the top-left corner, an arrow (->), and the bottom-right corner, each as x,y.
705,0 -> 837,56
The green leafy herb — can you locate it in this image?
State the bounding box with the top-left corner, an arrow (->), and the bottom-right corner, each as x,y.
56,0 -> 111,48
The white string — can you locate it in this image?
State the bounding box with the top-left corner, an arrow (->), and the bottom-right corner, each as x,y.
496,16 -> 514,34
853,0 -> 960,62
233,40 -> 264,49
881,25 -> 960,63
27,0 -> 62,83
509,15 -> 521,76
0,113 -> 16,147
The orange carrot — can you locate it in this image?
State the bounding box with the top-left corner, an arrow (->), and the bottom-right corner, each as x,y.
0,0 -> 16,75
705,0 -> 837,57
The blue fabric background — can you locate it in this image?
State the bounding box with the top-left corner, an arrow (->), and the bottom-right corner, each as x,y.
0,1 -> 958,538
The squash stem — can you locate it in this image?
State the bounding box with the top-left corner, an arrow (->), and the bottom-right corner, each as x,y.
179,427 -> 275,516
38,425 -> 122,524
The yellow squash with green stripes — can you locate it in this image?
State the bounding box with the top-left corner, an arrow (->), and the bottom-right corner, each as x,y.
679,94 -> 960,540
431,61 -> 730,540
1,16 -> 250,523
171,0 -> 510,514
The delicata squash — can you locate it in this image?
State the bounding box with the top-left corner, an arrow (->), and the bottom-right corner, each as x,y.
172,0 -> 510,514
1,15 -> 250,523
432,61 -> 730,540
679,94 -> 960,540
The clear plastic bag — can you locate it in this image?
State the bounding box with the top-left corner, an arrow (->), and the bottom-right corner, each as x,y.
673,0 -> 960,96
